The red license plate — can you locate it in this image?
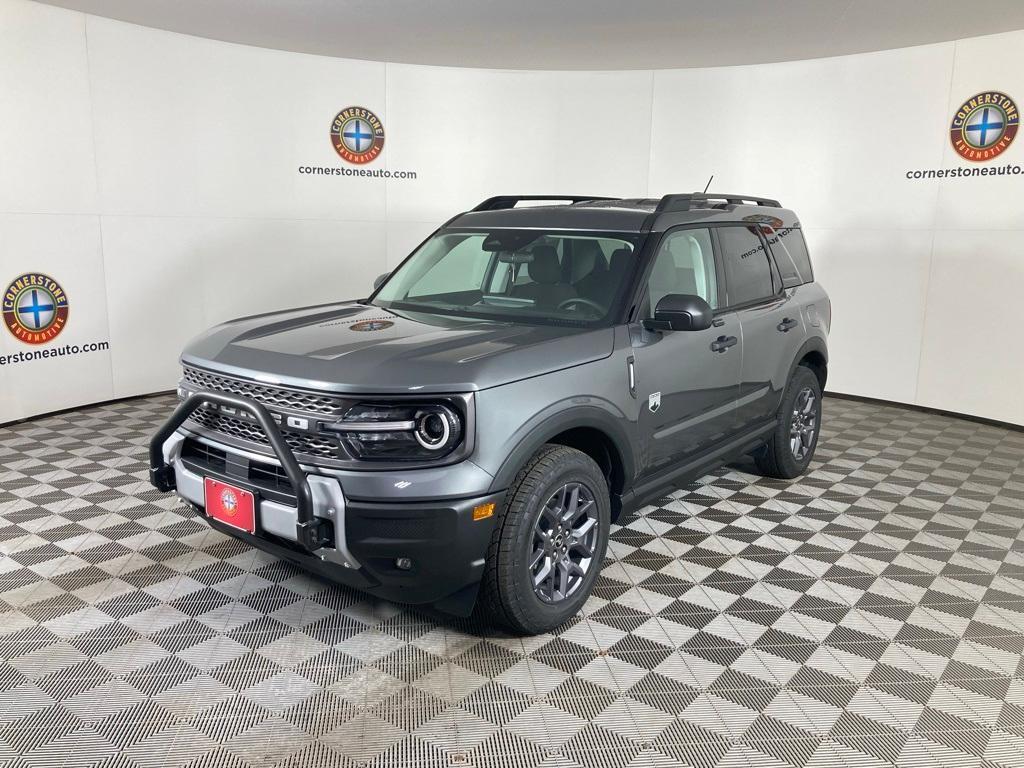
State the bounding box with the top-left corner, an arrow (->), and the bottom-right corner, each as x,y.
204,478 -> 256,534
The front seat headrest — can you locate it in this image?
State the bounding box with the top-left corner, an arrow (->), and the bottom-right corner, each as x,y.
608,247 -> 631,275
528,245 -> 561,285
571,240 -> 604,283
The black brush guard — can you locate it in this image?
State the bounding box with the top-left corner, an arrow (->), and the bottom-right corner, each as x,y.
149,391 -> 330,551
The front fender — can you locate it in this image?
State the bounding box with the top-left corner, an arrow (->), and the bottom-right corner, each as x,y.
487,398 -> 636,494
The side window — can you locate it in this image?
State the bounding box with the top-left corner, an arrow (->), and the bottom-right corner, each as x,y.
646,228 -> 717,313
407,236 -> 491,297
769,228 -> 813,287
719,226 -> 775,306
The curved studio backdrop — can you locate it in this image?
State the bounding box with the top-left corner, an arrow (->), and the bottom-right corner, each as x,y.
2,0 -> 1023,425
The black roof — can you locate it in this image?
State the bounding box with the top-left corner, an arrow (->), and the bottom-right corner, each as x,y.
448,193 -> 798,233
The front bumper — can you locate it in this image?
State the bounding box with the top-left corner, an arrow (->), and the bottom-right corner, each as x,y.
150,392 -> 502,613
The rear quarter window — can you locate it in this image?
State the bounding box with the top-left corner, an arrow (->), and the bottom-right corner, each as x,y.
718,225 -> 776,306
769,228 -> 813,288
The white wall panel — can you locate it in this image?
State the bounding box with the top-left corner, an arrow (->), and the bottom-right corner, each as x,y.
101,216 -> 208,398
917,31 -> 1024,425
101,216 -> 387,398
385,221 -> 438,271
934,30 -> 1024,231
649,44 -> 953,232
0,214 -> 112,421
0,1 -> 97,215
384,66 -> 653,223
86,15 -> 387,222
808,227 -> 932,403
917,230 -> 1024,424
196,218 -> 387,328
1,0 -> 1022,425
0,366 -> 21,424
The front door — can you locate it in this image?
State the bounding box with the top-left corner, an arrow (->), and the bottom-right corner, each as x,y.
630,227 -> 742,479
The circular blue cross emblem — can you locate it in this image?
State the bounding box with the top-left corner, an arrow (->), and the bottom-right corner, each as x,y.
3,272 -> 70,345
950,91 -> 1019,162
330,106 -> 385,164
16,287 -> 57,330
341,117 -> 375,153
964,105 -> 1008,149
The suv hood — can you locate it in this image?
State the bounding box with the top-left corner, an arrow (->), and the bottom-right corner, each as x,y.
181,302 -> 614,394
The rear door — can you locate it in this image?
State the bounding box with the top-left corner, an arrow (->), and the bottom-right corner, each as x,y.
716,224 -> 806,431
630,226 -> 742,478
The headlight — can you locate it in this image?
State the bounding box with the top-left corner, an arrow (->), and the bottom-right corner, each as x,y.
327,402 -> 464,461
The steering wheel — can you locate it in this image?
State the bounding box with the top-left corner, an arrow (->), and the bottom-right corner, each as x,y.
558,297 -> 604,315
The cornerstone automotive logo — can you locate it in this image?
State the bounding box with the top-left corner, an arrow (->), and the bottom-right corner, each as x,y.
741,214 -> 785,237
299,106 -> 416,179
220,488 -> 238,517
950,91 -> 1019,162
3,273 -> 69,344
330,106 -> 385,164
349,319 -> 394,332
741,214 -> 784,229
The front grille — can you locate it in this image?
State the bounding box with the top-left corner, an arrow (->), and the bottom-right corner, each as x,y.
248,460 -> 293,494
180,364 -> 351,461
182,365 -> 350,417
181,437 -> 295,498
181,438 -> 227,472
187,407 -> 341,460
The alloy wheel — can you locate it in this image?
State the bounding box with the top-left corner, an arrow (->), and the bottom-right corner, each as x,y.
790,387 -> 818,461
530,482 -> 599,603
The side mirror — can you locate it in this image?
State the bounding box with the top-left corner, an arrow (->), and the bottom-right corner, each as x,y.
373,273 -> 389,290
644,294 -> 714,332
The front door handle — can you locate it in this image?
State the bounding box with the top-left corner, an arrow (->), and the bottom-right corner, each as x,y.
710,335 -> 738,353
777,317 -> 799,332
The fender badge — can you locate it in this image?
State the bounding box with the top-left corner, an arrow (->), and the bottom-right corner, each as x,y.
648,392 -> 661,413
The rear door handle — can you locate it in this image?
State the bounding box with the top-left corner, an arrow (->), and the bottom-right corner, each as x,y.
777,317 -> 799,332
710,335 -> 738,353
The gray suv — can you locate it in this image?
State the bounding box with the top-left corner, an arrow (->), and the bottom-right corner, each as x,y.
150,192 -> 830,634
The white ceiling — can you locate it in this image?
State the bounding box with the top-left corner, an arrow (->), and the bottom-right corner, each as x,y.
36,0 -> 1024,70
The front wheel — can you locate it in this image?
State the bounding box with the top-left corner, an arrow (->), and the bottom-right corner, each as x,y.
754,365 -> 823,479
479,445 -> 610,634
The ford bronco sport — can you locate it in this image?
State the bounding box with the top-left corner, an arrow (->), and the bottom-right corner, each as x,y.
150,192 -> 830,634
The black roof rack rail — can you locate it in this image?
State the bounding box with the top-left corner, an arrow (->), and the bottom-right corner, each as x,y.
655,192 -> 781,213
471,195 -> 619,212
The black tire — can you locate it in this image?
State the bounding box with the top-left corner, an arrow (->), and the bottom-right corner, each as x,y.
479,445 -> 610,635
754,365 -> 823,479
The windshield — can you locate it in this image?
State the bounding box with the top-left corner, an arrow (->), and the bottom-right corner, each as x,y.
372,229 -> 642,326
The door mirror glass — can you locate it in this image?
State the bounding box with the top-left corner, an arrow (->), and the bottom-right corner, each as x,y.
647,293 -> 714,332
373,273 -> 389,290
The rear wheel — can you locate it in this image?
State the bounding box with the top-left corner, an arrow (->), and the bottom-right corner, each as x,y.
754,365 -> 822,479
479,445 -> 609,634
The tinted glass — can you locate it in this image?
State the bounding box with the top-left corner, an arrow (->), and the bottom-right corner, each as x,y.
646,228 -> 717,313
768,228 -> 813,287
406,236 -> 492,297
719,226 -> 775,306
374,229 -> 639,327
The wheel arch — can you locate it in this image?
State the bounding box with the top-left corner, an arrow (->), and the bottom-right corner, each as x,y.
490,406 -> 635,521
790,336 -> 828,391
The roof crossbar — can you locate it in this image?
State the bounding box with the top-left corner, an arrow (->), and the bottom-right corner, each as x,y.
655,192 -> 781,213
471,195 -> 619,211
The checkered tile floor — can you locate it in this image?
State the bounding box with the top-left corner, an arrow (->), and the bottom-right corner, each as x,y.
3,394 -> 1024,768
